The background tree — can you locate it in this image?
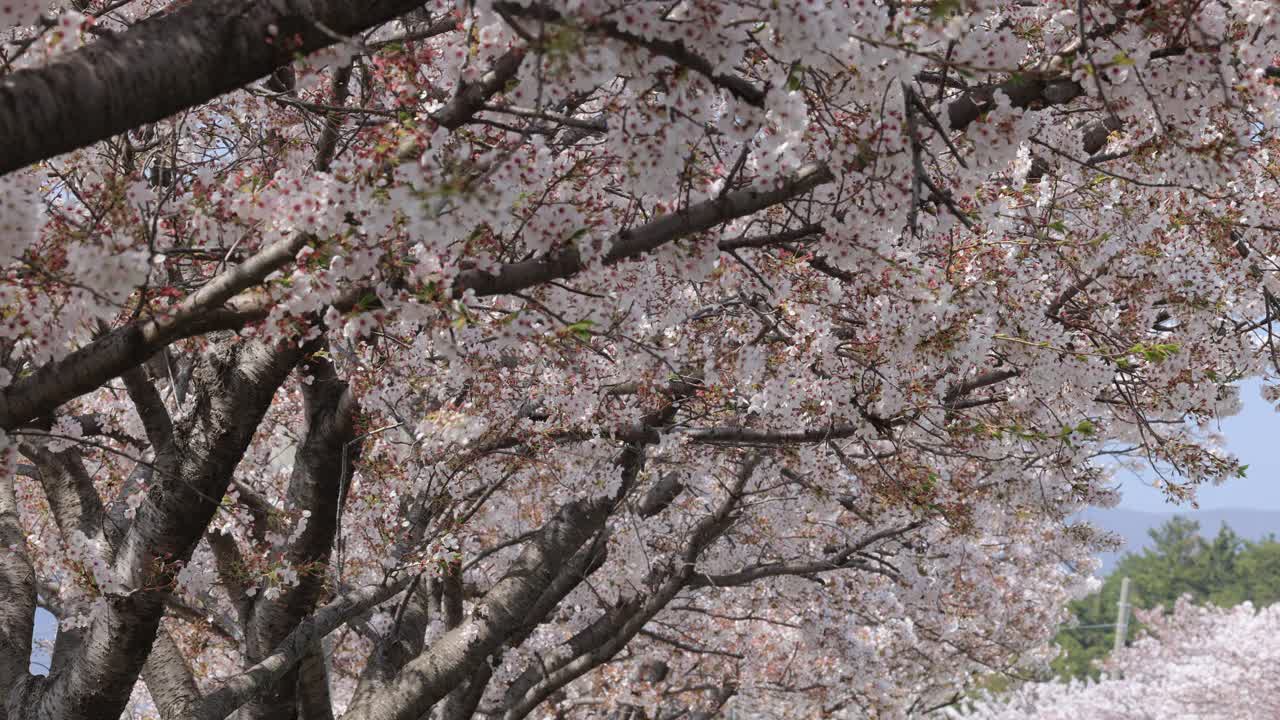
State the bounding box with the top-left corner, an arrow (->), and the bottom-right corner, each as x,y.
965,599 -> 1280,720
1054,518 -> 1280,680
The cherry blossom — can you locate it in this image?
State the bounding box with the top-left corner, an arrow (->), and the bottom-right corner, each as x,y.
962,599 -> 1280,720
0,1 -> 1276,719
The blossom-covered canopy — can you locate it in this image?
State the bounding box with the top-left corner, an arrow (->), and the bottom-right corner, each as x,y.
0,1 -> 1276,719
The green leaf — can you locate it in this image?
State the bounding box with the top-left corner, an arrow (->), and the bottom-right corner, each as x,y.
566,320 -> 594,341
1126,342 -> 1180,363
786,64 -> 805,91
929,0 -> 962,19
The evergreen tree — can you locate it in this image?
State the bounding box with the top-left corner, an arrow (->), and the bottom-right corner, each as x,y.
1053,518 -> 1280,679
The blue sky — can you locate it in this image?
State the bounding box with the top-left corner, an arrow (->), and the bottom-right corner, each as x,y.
1114,378 -> 1280,512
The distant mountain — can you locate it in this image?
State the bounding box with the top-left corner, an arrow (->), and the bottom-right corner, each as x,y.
1079,507 -> 1280,574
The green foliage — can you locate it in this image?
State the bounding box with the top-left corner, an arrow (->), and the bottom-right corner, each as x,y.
928,0 -> 963,20
1126,341 -> 1180,363
1053,517 -> 1280,680
565,319 -> 594,341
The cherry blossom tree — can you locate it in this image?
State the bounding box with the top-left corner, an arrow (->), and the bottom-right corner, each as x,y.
961,598 -> 1280,720
0,0 -> 1277,719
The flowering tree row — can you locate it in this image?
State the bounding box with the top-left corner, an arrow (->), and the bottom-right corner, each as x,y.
0,0 -> 1277,718
962,599 -> 1280,720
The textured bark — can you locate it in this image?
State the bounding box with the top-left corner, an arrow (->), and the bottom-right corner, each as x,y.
502,461 -> 755,720
341,498 -> 611,720
0,0 -> 427,175
432,49 -> 525,131
296,642 -> 336,720
492,531 -> 612,715
349,579 -> 433,708
440,562 -> 464,631
16,447 -> 102,549
0,471 -> 35,697
945,74 -> 1085,131
46,626 -> 80,676
439,667 -> 491,720
0,231 -> 307,431
636,473 -> 685,518
21,447 -> 101,675
243,351 -> 358,720
207,529 -> 255,628
143,629 -> 202,720
452,163 -> 834,297
435,561 -> 469,720
20,443 -> 201,720
196,577 -> 416,720
11,338 -> 306,720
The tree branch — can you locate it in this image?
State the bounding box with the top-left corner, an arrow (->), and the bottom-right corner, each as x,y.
342,497 -> 611,720
18,443 -> 201,720
453,163 -> 834,297
0,468 -> 35,696
0,231 -> 308,430
0,0 -> 428,175
495,2 -> 765,107
502,457 -> 758,720
196,577 -> 417,720
243,347 -> 358,720
22,338 -> 307,720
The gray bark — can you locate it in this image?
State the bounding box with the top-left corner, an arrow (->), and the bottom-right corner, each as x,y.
19,442 -> 201,720
0,231 -> 307,430
0,0 -> 427,175
341,498 -> 611,720
143,628 -> 203,720
452,163 -> 834,298
349,578 -> 433,708
0,471 -> 35,700
243,350 -> 358,720
196,577 -> 418,720
500,459 -> 757,720
296,642 -> 336,720
10,338 -> 306,720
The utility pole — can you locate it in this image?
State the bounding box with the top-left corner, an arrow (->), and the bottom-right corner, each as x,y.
1113,576 -> 1132,653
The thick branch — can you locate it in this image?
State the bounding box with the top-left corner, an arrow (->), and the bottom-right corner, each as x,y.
0,0 -> 427,175
142,630 -> 202,720
243,349 -> 358,720
349,579 -> 432,707
432,49 -> 526,130
342,498 -> 611,720
21,339 -> 307,720
718,224 -> 824,251
454,163 -> 833,297
196,577 -> 416,720
501,458 -> 757,720
296,641 -> 336,720
495,2 -> 765,107
120,366 -> 175,460
18,443 -> 200,719
0,471 -> 35,695
946,74 -> 1084,131
0,231 -> 308,430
